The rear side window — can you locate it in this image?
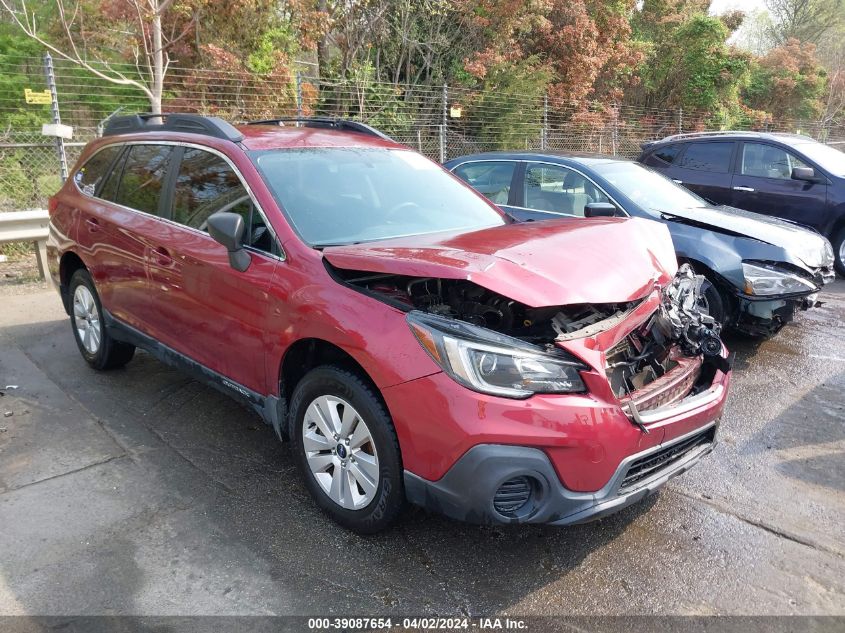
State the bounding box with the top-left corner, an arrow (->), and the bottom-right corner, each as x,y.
115,144 -> 174,215
75,145 -> 122,196
452,161 -> 516,204
677,142 -> 734,173
652,144 -> 682,164
171,148 -> 274,253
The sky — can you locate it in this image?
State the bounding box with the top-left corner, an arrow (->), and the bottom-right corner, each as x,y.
709,0 -> 769,13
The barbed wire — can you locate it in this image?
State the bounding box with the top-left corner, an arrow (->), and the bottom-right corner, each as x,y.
1,55 -> 843,213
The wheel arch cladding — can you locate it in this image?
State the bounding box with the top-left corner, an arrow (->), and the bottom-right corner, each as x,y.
279,338 -> 390,440
59,251 -> 87,314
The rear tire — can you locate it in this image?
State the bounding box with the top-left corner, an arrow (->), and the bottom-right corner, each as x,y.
69,269 -> 135,370
290,365 -> 404,534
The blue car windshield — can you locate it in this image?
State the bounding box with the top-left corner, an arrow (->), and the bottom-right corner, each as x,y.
591,161 -> 706,213
250,148 -> 505,246
793,142 -> 845,177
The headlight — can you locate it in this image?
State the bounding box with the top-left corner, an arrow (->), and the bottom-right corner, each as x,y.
742,262 -> 817,296
407,311 -> 586,398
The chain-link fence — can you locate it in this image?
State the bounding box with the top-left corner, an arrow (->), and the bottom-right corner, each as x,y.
1,53 -> 844,213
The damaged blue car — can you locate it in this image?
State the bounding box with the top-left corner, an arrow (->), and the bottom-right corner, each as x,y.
445,152 -> 836,337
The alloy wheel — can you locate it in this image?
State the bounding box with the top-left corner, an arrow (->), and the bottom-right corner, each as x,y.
73,285 -> 101,355
302,395 -> 380,510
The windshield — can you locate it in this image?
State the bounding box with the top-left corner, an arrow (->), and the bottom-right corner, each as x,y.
250,148 -> 506,246
591,161 -> 707,213
793,141 -> 845,177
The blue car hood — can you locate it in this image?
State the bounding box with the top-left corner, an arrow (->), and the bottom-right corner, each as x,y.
662,205 -> 833,269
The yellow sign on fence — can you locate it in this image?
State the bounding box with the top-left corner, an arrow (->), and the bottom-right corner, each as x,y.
24,89 -> 52,105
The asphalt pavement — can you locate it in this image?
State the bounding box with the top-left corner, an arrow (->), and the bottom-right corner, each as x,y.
0,283 -> 843,616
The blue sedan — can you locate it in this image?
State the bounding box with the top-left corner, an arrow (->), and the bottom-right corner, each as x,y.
444,152 -> 835,337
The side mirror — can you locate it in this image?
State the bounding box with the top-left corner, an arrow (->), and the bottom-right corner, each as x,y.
791,166 -> 816,182
207,212 -> 251,272
584,202 -> 618,218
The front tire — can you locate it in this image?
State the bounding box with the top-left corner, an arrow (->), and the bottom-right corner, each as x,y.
699,278 -> 727,327
69,269 -> 135,370
833,227 -> 845,277
290,366 -> 404,534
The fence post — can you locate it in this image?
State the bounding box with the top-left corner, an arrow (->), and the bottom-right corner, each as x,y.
440,83 -> 448,163
541,94 -> 548,151
43,52 -> 68,184
295,72 -> 303,118
678,107 -> 683,135
611,104 -> 618,156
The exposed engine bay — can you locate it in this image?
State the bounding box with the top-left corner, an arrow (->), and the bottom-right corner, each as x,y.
606,265 -> 729,413
334,263 -> 728,409
334,266 -> 642,347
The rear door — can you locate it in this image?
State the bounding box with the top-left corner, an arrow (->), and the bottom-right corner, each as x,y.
669,141 -> 736,205
144,145 -> 280,394
74,143 -> 175,333
730,141 -> 828,230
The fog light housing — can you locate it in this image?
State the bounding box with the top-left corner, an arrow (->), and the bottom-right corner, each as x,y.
493,476 -> 533,516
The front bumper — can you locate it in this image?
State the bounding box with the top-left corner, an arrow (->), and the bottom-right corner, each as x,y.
405,419 -> 718,525
733,291 -> 820,336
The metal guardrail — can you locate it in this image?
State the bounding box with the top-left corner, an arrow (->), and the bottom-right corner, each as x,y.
0,210 -> 52,285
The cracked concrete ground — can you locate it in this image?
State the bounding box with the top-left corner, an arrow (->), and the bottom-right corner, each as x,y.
0,283 -> 843,616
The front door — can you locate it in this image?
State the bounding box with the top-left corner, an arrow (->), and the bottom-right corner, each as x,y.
144,146 -> 280,395
730,141 -> 828,231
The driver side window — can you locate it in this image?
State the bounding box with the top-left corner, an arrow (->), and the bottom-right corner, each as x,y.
741,143 -> 808,180
171,148 -> 274,253
524,163 -> 609,216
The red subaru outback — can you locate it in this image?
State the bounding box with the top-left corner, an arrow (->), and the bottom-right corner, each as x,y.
47,114 -> 732,533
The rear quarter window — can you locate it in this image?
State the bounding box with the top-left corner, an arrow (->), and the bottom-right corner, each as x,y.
74,145 -> 123,196
652,144 -> 683,164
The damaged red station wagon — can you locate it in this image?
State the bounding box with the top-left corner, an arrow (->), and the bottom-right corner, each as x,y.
47,114 -> 732,533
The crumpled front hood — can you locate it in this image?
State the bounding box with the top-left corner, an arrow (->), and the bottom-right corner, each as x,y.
664,205 -> 832,269
323,217 -> 678,307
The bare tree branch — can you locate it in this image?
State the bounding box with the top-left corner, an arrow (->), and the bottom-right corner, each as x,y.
0,0 -> 194,113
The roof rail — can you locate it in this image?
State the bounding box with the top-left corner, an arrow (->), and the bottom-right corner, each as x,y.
246,117 -> 395,142
103,113 -> 244,142
656,130 -> 814,143
658,130 -> 752,142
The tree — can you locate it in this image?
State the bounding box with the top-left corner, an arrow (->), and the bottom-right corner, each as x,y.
732,9 -> 777,55
744,37 -> 828,120
630,12 -> 751,121
765,0 -> 845,44
0,0 -> 200,113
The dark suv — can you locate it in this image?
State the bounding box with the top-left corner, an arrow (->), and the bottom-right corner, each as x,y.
47,114 -> 730,533
639,131 -> 845,274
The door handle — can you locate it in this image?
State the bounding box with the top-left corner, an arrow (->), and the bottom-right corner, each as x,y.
732,186 -> 755,192
85,217 -> 100,232
150,246 -> 173,266
672,179 -> 683,184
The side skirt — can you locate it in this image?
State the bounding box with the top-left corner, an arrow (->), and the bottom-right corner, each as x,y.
103,311 -> 285,438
